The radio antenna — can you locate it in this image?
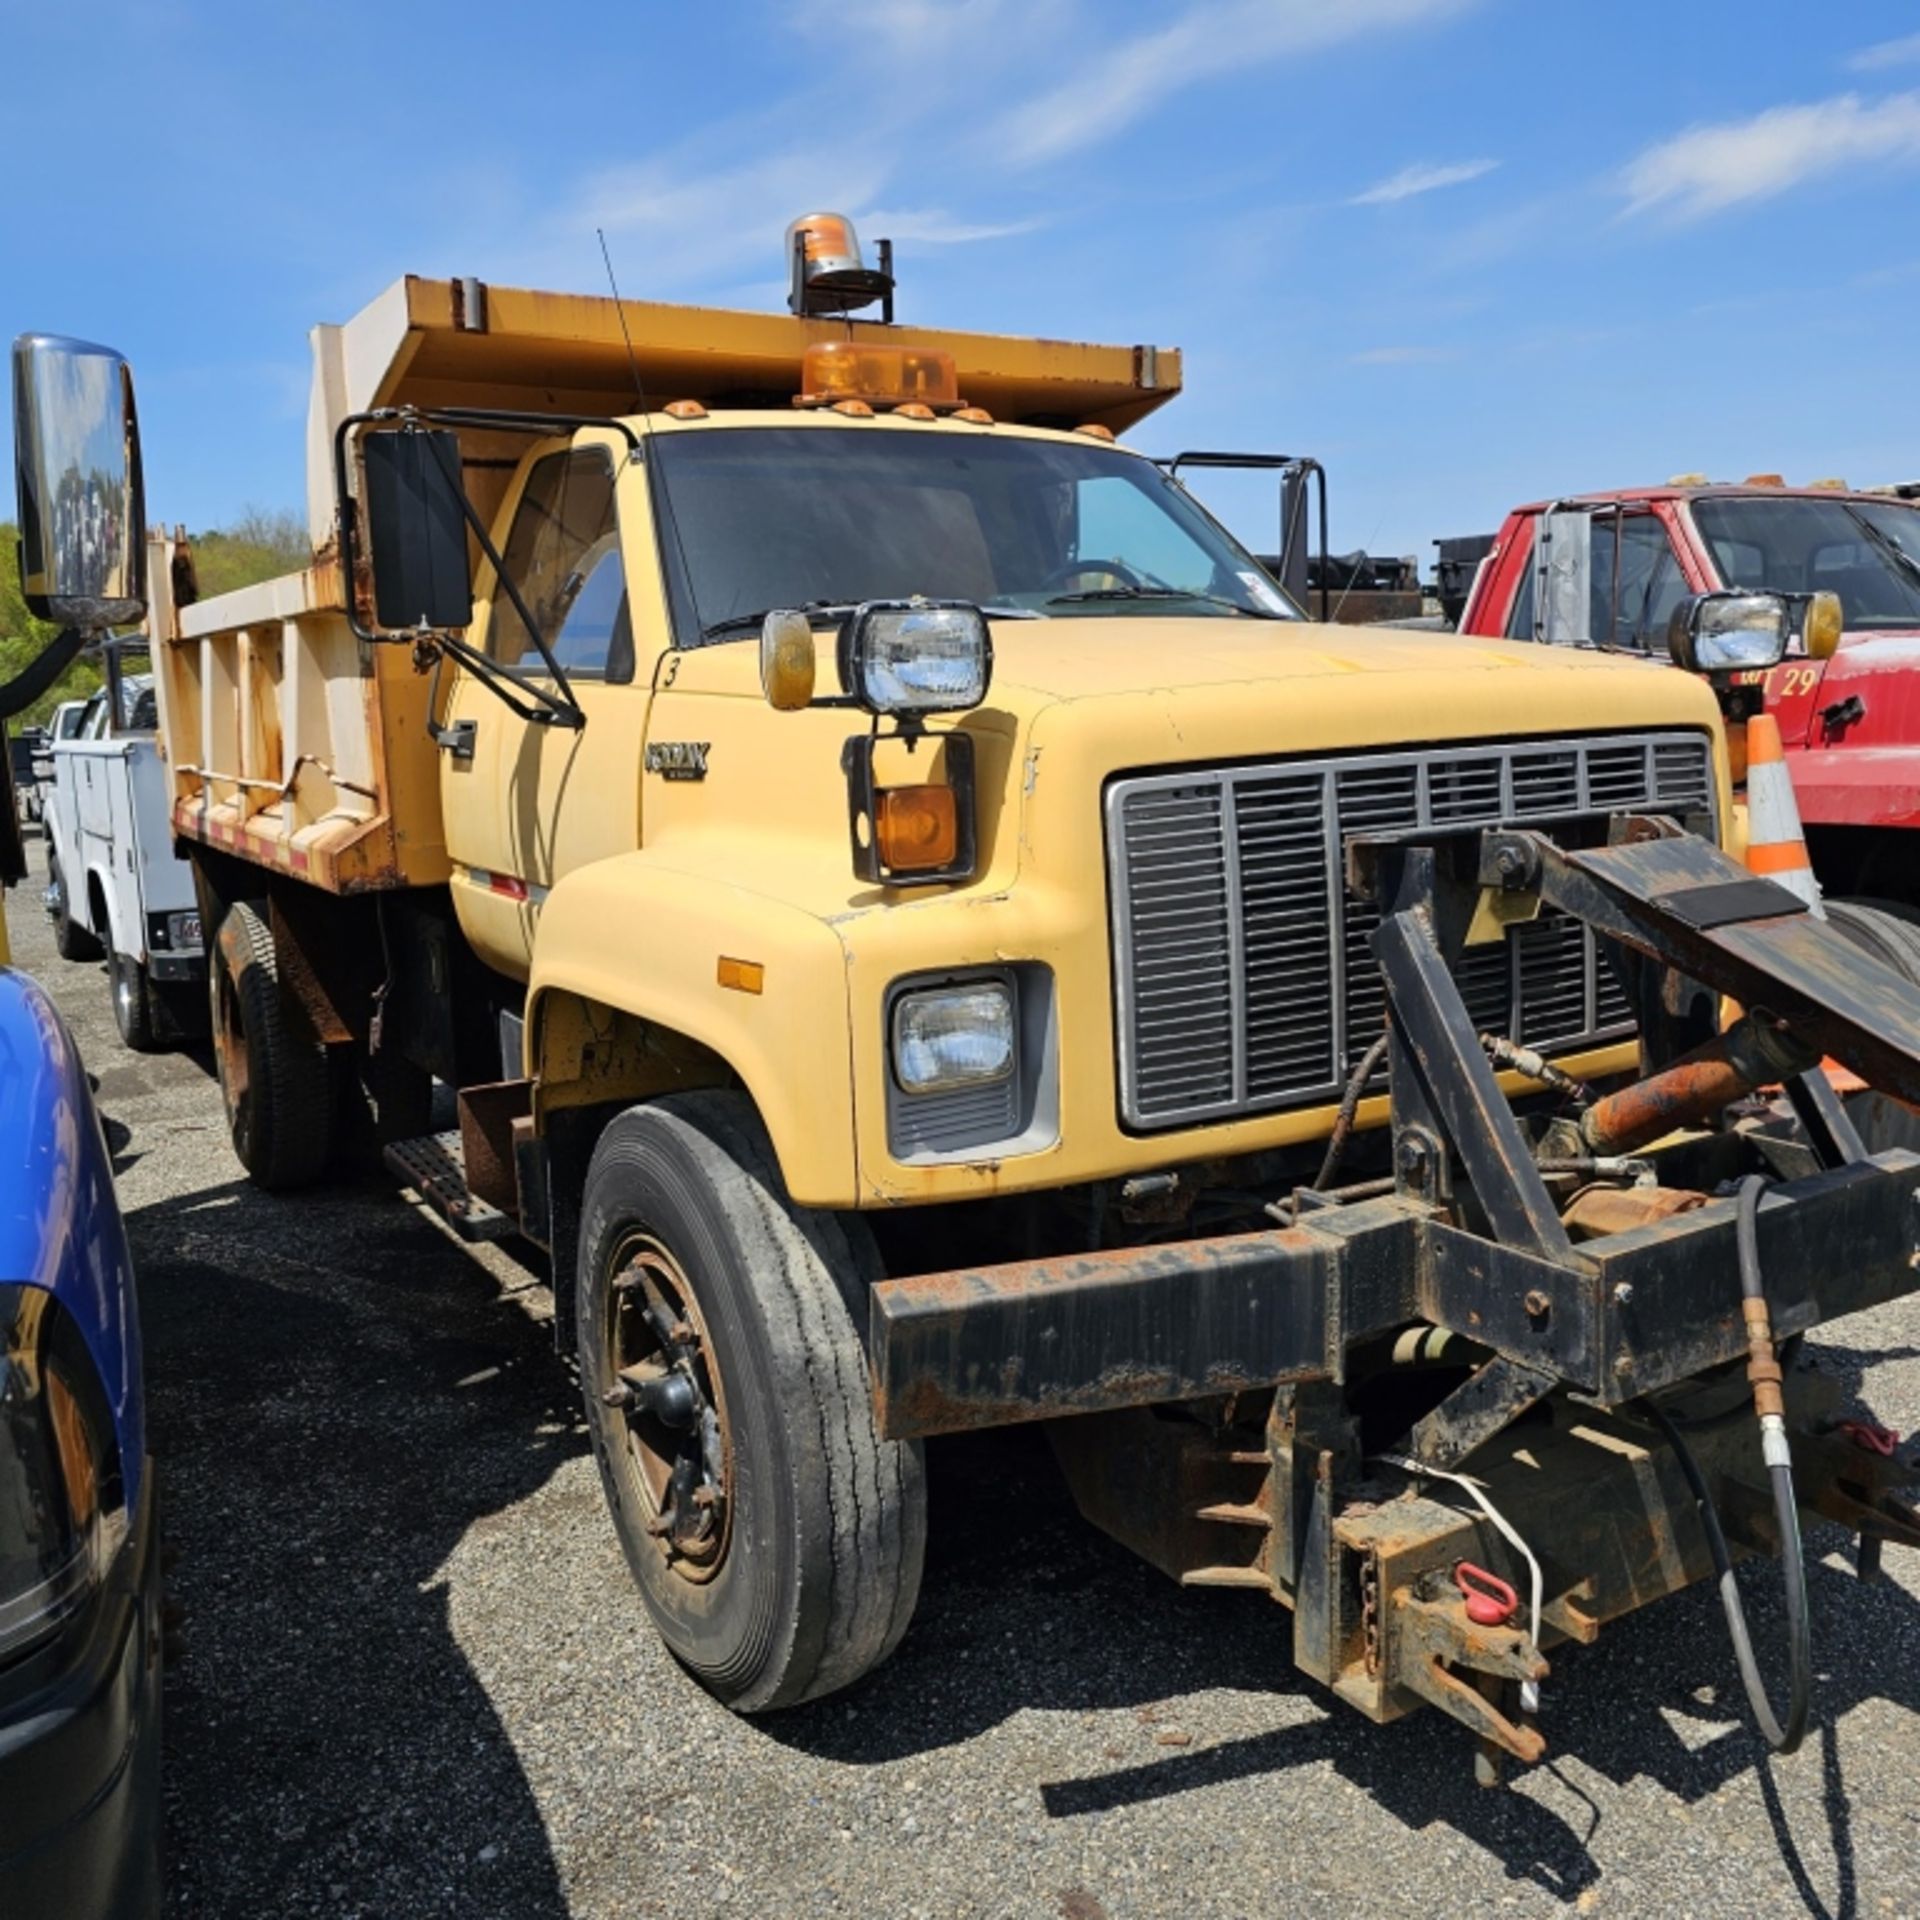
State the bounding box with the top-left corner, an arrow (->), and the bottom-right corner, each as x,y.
597,227 -> 651,416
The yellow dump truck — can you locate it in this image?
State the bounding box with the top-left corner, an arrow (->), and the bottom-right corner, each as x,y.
105,221 -> 1920,1774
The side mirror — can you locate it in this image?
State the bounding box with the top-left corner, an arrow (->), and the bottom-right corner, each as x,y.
359,426 -> 473,632
1667,590 -> 1791,673
12,334 -> 146,629
1533,508 -> 1591,645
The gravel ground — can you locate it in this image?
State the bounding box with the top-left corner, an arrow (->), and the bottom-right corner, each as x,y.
15,832 -> 1920,1920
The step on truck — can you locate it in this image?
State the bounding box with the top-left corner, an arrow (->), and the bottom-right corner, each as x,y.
69,219 -> 1920,1777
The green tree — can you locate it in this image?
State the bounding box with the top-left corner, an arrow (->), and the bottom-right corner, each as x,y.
0,509 -> 309,728
189,506 -> 310,600
0,521 -> 100,725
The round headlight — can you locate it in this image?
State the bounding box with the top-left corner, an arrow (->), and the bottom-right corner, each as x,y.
759,609 -> 817,711
1803,590 -> 1844,661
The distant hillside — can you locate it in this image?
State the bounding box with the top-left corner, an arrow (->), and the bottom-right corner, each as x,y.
1,509 -> 309,727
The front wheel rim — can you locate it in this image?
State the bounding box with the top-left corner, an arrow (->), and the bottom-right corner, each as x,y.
601,1232 -> 734,1583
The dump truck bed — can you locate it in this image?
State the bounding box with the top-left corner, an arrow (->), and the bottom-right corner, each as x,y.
157,555 -> 449,893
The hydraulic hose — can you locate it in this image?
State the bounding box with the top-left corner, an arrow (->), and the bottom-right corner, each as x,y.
1313,1030 -> 1392,1195
1647,1173 -> 1811,1754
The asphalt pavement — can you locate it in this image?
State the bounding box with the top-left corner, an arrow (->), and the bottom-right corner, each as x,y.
16,832 -> 1920,1920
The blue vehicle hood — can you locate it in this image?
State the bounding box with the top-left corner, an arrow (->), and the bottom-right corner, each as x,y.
0,968 -> 143,1501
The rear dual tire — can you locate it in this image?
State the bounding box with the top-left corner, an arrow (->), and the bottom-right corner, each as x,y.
210,901 -> 333,1191
577,1092 -> 925,1712
110,948 -> 159,1053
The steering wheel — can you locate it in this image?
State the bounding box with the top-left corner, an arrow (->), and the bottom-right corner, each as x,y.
1040,558 -> 1145,593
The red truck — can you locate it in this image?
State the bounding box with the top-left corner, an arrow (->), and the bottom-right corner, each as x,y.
1458,479 -> 1920,911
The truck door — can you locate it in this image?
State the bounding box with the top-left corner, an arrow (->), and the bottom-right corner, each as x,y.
1500,507 -> 1702,651
440,429 -> 656,983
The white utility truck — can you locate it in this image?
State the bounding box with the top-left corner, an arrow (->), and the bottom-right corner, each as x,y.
43,609 -> 205,1049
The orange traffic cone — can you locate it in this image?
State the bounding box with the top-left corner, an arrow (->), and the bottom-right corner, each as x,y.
1744,713 -> 1825,920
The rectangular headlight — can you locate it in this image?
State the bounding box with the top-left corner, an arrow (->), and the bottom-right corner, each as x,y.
892,982 -> 1015,1094
1669,590 -> 1790,672
842,601 -> 991,715
167,909 -> 202,950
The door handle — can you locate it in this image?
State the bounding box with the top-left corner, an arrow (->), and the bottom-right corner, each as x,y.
433,718 -> 477,760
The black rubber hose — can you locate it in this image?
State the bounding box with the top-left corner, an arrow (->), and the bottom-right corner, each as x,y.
1313,1030 -> 1392,1194
1646,1176 -> 1811,1754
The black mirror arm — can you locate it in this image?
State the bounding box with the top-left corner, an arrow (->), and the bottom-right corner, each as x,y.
431,630 -> 583,728
418,427 -> 584,724
332,410 -> 584,732
0,626 -> 87,721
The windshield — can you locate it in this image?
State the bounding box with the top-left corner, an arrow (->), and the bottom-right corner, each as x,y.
1692,495 -> 1920,631
649,426 -> 1298,642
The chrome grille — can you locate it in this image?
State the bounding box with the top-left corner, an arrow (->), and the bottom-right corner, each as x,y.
1107,732 -> 1716,1130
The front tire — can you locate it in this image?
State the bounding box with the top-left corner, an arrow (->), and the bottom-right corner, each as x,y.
1826,900 -> 1920,1154
577,1092 -> 925,1712
210,901 -> 332,1190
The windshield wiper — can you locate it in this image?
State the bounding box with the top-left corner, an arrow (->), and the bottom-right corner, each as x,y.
700,599 -> 856,642
1848,509 -> 1920,599
1045,585 -> 1283,619
700,598 -> 1041,641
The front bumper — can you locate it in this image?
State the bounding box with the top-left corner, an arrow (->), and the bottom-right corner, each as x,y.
871,1151 -> 1920,1439
0,1467 -> 162,1920
147,951 -> 204,985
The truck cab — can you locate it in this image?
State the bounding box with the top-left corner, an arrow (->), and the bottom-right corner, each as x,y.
1460,481 -> 1920,907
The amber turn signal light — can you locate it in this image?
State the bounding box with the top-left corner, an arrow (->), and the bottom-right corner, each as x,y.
1803,590 -> 1844,660
875,784 -> 959,872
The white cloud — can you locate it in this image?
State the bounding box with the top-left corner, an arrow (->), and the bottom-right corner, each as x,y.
854,207 -> 1048,244
790,0 -> 1043,63
1349,345 -> 1457,365
1350,157 -> 1498,205
1848,32 -> 1920,72
1620,90 -> 1920,221
579,144 -> 897,288
989,0 -> 1474,169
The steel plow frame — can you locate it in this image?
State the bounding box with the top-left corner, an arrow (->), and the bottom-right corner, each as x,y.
867,814 -> 1920,1771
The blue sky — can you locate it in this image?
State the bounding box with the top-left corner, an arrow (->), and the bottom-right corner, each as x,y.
7,0 -> 1920,565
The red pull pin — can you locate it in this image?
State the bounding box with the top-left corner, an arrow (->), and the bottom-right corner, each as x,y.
1839,1419 -> 1899,1458
1454,1561 -> 1520,1627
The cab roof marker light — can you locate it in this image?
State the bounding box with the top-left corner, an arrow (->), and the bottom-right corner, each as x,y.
665,399 -> 707,419
796,342 -> 960,412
